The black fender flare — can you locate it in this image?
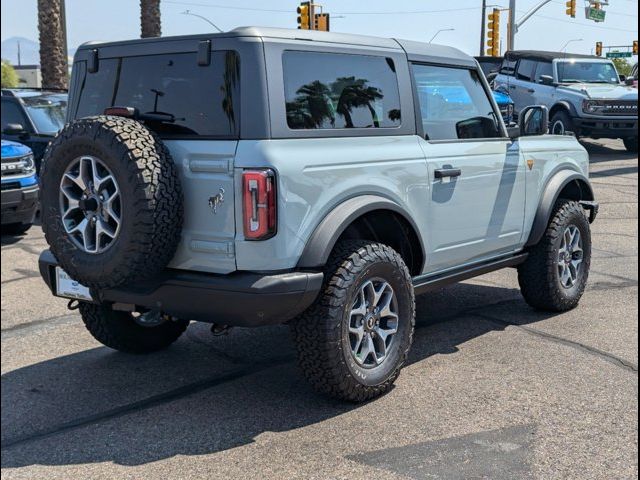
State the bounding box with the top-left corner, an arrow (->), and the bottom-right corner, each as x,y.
525,170 -> 594,248
297,195 -> 425,269
549,100 -> 578,119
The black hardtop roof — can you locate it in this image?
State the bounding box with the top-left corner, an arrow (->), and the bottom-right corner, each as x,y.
76,26 -> 475,67
504,50 -> 605,62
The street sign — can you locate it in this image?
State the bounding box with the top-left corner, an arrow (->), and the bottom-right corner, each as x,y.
585,7 -> 606,22
606,51 -> 633,58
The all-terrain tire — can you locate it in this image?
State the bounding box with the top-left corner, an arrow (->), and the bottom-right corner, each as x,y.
623,137 -> 638,153
550,110 -> 575,136
291,241 -> 415,402
40,116 -> 182,289
518,199 -> 591,312
79,303 -> 189,353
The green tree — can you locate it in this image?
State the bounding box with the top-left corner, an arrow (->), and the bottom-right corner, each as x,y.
611,57 -> 632,77
1,59 -> 19,88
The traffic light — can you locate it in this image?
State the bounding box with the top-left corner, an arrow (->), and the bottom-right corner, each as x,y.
297,2 -> 311,30
595,42 -> 603,56
565,0 -> 576,18
314,13 -> 330,32
486,9 -> 500,57
634,40 -> 638,55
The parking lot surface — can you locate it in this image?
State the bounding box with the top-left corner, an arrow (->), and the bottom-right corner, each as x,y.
1,139 -> 637,480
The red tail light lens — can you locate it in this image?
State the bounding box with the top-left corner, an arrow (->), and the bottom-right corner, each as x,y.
242,169 -> 277,240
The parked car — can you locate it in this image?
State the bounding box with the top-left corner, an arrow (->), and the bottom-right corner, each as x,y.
1,140 -> 38,234
475,57 -> 515,124
38,28 -> 597,401
1,89 -> 68,170
493,89 -> 516,125
494,50 -> 638,152
627,63 -> 638,89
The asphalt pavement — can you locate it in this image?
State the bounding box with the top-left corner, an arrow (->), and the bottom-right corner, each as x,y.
1,138 -> 637,480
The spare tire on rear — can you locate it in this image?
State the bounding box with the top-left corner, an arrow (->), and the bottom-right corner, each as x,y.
40,115 -> 183,289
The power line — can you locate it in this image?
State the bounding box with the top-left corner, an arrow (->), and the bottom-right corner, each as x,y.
165,1 -> 480,16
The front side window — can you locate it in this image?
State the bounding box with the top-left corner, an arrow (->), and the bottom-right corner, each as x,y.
283,51 -> 401,130
412,64 -> 502,141
1,100 -> 30,131
75,51 -> 240,137
535,62 -> 553,82
556,61 -> 620,84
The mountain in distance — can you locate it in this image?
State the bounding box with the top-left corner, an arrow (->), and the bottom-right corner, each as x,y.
2,36 -> 76,66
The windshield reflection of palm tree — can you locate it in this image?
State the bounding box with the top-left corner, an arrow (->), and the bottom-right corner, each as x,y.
333,77 -> 383,128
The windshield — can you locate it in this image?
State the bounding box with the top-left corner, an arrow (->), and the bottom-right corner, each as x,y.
21,94 -> 67,134
556,61 -> 620,84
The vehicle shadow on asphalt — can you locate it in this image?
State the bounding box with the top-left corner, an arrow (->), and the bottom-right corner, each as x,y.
1,282 -> 559,468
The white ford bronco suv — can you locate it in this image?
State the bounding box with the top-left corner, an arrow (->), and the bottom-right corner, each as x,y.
38,28 -> 598,401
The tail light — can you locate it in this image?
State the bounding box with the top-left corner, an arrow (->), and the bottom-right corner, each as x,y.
242,169 -> 277,240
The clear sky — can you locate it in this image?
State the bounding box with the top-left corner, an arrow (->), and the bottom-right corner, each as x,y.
1,0 -> 638,58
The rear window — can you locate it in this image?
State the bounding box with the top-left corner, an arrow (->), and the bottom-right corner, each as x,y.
283,51 -> 401,130
74,51 -> 240,138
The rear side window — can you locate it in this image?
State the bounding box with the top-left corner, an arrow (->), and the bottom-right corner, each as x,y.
74,51 -> 240,138
500,58 -> 517,76
516,60 -> 537,81
283,51 -> 401,130
412,64 -> 501,141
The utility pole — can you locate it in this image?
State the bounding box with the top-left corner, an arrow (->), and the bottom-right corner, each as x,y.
480,0 -> 487,56
508,0 -> 516,52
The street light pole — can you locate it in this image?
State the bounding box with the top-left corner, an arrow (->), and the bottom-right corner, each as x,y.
181,10 -> 223,33
508,0 -> 554,50
429,28 -> 455,44
560,38 -> 583,52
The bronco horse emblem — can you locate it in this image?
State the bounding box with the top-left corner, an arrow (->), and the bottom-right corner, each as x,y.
208,188 -> 225,214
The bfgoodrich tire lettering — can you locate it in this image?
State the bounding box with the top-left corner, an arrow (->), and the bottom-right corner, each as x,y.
40,116 -> 183,289
518,199 -> 591,312
291,241 -> 415,402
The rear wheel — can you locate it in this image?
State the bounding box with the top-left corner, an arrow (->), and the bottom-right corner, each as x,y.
291,241 -> 415,402
2,222 -> 32,235
79,303 -> 189,353
623,137 -> 638,153
518,199 -> 591,312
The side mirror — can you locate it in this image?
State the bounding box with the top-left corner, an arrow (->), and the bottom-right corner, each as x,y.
619,74 -> 627,83
539,75 -> 555,85
2,123 -> 27,136
626,77 -> 636,86
511,105 -> 549,139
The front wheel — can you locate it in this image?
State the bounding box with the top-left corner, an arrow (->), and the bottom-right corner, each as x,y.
291,241 -> 415,402
518,199 -> 591,312
550,111 -> 575,136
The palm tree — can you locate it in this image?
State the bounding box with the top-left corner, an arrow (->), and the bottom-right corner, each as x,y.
141,0 -> 162,38
37,0 -> 69,90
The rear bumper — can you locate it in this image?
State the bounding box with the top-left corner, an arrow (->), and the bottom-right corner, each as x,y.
38,250 -> 324,327
572,117 -> 638,138
1,183 -> 39,225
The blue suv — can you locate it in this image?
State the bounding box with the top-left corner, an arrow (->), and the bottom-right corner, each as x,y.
1,140 -> 39,234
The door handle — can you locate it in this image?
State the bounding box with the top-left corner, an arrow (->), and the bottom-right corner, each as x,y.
527,88 -> 535,93
434,168 -> 462,179
509,85 -> 516,89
